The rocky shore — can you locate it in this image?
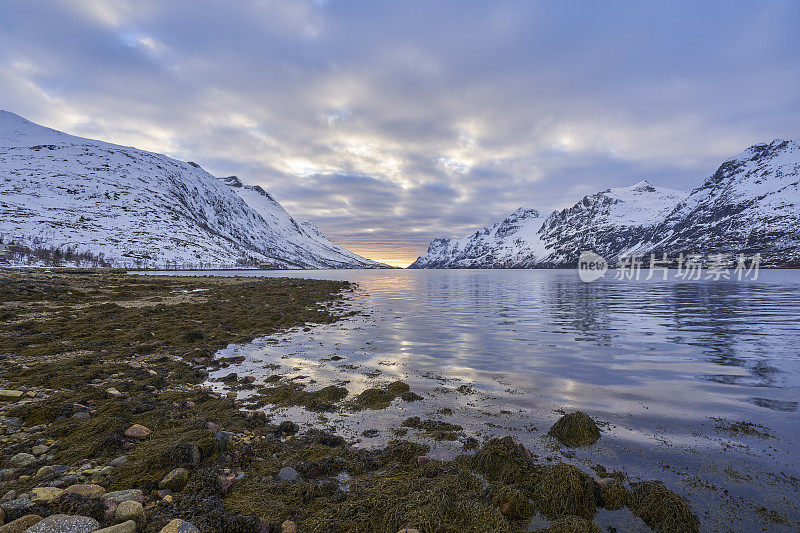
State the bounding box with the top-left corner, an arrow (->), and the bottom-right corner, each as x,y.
0,271 -> 701,532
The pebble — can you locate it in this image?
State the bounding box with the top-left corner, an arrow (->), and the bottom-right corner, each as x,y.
159,519 -> 199,533
106,388 -> 122,397
115,500 -> 145,524
277,467 -> 300,482
64,484 -> 106,498
281,520 -> 297,533
35,466 -> 55,480
159,468 -> 189,492
0,514 -> 42,533
23,514 -> 100,533
416,456 -> 430,467
94,521 -> 136,533
31,445 -> 49,456
9,453 -> 36,468
30,487 -> 64,504
123,424 -> 152,439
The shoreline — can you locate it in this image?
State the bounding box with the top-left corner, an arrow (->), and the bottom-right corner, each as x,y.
0,271 -> 779,532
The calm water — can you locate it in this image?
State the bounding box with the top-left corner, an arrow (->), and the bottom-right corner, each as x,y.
141,268 -> 800,532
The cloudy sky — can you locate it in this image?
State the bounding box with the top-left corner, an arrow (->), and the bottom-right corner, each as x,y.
2,1 -> 799,266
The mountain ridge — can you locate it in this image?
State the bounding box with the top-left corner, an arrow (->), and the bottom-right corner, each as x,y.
411,140 -> 800,268
0,111 -> 387,269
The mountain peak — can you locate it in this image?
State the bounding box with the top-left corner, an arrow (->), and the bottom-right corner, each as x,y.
630,180 -> 655,192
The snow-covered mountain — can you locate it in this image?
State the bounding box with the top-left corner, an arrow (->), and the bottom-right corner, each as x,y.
633,140 -> 800,266
408,208 -> 548,268
411,140 -> 800,268
0,110 -> 385,269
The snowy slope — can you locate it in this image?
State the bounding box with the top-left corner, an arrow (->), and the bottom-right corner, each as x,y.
537,181 -> 687,265
219,175 -> 383,268
409,208 -> 548,268
636,140 -> 800,266
412,140 -> 800,268
0,110 -> 384,268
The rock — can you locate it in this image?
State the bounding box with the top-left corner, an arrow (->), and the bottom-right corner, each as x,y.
416,456 -> 430,467
159,519 -> 199,533
30,445 -> 49,456
0,391 -> 23,402
108,456 -> 127,468
9,453 -> 36,468
214,431 -> 230,454
106,388 -> 122,397
72,412 -> 91,421
35,466 -> 55,480
217,473 -> 236,494
547,411 -> 601,447
0,470 -> 16,482
103,489 -> 143,504
0,498 -> 34,521
23,514 -> 101,533
30,487 -> 64,504
0,506 -> 3,526
159,468 -> 189,492
64,484 -> 106,498
94,521 -> 136,533
281,521 -> 297,533
123,424 -> 151,439
0,514 -> 42,533
115,500 -> 145,524
277,467 -> 300,482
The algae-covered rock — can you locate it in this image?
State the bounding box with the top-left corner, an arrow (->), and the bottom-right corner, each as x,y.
473,437 -> 535,484
0,390 -> 23,402
490,484 -> 535,519
628,481 -> 699,533
159,467 -> 190,492
548,412 -> 600,447
538,515 -> 603,533
353,388 -> 394,410
599,479 -> 628,510
531,463 -> 597,519
401,417 -> 463,441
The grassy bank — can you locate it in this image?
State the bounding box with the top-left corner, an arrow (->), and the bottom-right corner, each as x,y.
0,271 -> 701,532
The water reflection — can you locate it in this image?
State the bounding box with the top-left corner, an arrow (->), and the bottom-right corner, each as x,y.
139,268 -> 800,531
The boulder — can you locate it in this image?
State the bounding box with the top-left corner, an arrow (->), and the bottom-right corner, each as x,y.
22,514 -> 100,533
8,453 -> 36,468
64,484 -> 106,498
115,500 -> 145,524
0,391 -> 23,402
30,487 -> 64,504
0,514 -> 42,533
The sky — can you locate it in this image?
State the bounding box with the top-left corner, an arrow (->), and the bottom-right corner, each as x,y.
1,1 -> 799,267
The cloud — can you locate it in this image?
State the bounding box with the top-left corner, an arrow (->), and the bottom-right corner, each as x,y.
1,0 -> 799,265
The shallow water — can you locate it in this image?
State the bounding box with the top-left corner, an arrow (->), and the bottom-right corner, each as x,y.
140,268 -> 800,532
